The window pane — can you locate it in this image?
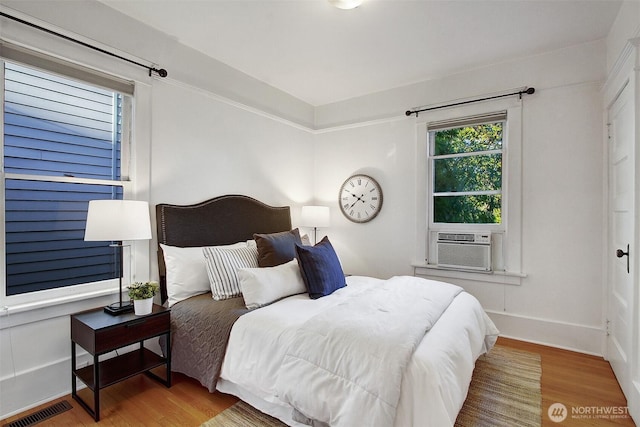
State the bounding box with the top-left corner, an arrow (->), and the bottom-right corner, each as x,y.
434,122 -> 503,156
4,62 -> 121,180
434,194 -> 502,224
434,153 -> 502,193
5,179 -> 123,295
3,61 -> 126,296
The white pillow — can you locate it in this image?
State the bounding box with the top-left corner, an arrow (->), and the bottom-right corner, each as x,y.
203,245 -> 259,300
160,242 -> 247,307
300,234 -> 312,246
238,260 -> 307,309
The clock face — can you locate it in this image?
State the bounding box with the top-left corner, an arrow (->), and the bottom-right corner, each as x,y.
339,174 -> 383,223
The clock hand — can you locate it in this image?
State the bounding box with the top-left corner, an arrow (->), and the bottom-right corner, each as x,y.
349,194 -> 366,209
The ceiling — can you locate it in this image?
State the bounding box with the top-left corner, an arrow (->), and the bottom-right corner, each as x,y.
99,0 -> 622,106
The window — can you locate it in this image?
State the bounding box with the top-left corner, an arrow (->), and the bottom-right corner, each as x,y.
2,59 -> 132,297
415,104 -> 524,279
428,112 -> 505,226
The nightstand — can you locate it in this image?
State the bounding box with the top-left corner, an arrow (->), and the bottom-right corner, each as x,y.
70,304 -> 171,421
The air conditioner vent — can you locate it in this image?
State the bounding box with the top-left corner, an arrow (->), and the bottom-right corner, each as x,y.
436,231 -> 491,271
437,232 -> 491,244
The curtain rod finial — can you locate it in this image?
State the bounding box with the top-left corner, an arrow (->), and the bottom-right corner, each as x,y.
150,68 -> 168,78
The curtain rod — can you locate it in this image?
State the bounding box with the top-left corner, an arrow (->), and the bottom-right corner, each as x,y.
0,11 -> 168,78
405,87 -> 535,117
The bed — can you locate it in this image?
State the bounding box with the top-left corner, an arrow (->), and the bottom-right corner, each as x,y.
156,195 -> 499,427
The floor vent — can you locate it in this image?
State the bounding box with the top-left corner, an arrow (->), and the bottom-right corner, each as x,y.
3,400 -> 72,427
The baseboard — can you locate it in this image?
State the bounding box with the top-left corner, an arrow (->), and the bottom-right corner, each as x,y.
0,345 -> 144,420
0,341 -> 162,420
486,310 -> 605,356
0,356 -> 78,420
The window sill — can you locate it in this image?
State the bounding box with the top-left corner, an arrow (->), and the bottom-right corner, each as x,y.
412,262 -> 526,286
0,286 -> 123,329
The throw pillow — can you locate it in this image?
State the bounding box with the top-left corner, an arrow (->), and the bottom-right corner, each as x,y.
295,236 -> 346,299
254,228 -> 302,267
237,260 -> 306,309
203,245 -> 259,300
160,241 -> 246,307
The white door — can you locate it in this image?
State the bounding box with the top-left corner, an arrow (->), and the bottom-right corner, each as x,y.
607,79 -> 638,419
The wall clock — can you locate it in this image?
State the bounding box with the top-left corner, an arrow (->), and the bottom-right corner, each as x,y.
339,174 -> 383,223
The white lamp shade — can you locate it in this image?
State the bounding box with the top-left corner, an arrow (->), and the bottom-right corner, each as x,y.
84,200 -> 152,241
301,206 -> 330,228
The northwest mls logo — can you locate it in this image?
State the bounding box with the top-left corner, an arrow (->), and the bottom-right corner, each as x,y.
548,403 -> 568,423
548,403 -> 630,422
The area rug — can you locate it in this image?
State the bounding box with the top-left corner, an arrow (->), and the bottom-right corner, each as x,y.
454,346 -> 541,427
201,345 -> 541,427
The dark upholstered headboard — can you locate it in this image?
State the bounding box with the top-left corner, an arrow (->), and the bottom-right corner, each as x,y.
156,195 -> 292,303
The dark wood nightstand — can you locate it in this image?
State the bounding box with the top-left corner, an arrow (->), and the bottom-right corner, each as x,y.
70,304 -> 171,421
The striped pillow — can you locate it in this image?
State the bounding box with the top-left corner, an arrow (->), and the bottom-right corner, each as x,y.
203,245 -> 259,300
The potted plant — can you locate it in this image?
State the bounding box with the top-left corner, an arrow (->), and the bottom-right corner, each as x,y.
127,281 -> 159,315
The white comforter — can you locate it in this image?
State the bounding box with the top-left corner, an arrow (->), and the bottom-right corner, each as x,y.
276,276 -> 462,426
218,275 -> 499,427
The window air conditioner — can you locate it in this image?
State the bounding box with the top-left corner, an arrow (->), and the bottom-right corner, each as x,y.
436,232 -> 492,271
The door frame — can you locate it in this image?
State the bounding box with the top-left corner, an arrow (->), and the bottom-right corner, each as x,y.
603,37 -> 640,424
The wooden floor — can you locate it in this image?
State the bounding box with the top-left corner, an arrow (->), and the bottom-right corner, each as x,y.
498,338 -> 635,426
1,337 -> 635,426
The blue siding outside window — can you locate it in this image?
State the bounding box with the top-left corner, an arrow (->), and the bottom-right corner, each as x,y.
3,62 -> 125,295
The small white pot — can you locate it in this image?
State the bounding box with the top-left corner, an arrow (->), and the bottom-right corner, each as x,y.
133,297 -> 153,315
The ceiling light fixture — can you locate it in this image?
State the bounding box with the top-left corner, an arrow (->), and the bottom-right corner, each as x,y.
328,0 -> 362,10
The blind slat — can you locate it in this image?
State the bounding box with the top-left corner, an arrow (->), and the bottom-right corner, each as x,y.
428,111 -> 507,132
1,41 -> 135,95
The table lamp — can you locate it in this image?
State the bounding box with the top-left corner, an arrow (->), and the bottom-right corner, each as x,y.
84,200 -> 152,315
301,206 -> 330,245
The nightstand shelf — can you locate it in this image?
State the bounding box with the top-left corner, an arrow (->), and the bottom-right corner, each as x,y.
74,347 -> 167,390
71,305 -> 171,421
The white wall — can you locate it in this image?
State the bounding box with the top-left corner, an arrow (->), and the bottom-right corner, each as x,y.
314,119 -> 416,279
149,80 -> 313,209
147,79 -> 315,278
314,41 -> 608,355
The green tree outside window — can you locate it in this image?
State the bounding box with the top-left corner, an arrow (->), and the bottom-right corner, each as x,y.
432,123 -> 503,224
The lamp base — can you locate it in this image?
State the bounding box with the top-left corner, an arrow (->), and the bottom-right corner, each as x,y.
104,301 -> 134,315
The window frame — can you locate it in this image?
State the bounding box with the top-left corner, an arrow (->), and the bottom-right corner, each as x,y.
414,97 -> 523,278
0,55 -> 138,310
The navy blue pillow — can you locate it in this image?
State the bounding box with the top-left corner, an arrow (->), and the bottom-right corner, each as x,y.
295,236 -> 346,299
